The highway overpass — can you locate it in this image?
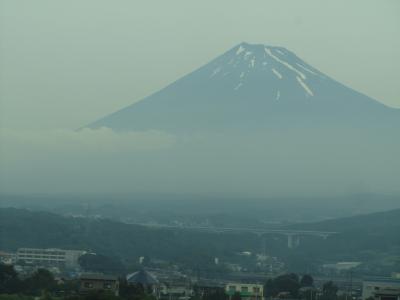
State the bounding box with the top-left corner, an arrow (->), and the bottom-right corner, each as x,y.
134,223 -> 337,249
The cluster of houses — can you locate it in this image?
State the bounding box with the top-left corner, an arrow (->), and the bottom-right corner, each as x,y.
79,270 -> 400,300
1,247 -> 265,300
79,269 -> 265,300
1,247 -> 400,300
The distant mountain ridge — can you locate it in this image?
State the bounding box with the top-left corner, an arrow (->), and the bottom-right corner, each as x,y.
287,208 -> 400,265
87,42 -> 400,132
1,207 -> 400,273
291,207 -> 400,232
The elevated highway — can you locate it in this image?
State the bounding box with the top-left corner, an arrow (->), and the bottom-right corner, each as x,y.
133,223 -> 337,249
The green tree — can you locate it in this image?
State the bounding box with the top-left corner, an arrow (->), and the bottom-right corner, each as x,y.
25,269 -> 56,295
322,281 -> 338,300
192,286 -> 229,300
0,264 -> 23,294
232,292 -> 241,300
0,295 -> 34,300
118,280 -> 156,300
119,280 -> 144,300
275,273 -> 300,297
201,288 -> 228,300
40,290 -> 53,300
56,279 -> 80,296
84,290 -> 120,300
79,254 -> 126,275
264,273 -> 300,298
299,287 -> 317,300
300,275 -> 314,287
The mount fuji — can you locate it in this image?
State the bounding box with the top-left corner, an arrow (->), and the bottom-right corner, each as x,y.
87,42 -> 399,132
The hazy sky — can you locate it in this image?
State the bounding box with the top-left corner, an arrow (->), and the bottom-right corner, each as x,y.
1,0 -> 399,130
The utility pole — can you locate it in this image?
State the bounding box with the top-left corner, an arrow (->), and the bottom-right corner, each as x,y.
346,270 -> 353,300
263,235 -> 267,256
350,270 -> 353,300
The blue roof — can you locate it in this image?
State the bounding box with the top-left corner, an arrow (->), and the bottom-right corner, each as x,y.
126,269 -> 159,285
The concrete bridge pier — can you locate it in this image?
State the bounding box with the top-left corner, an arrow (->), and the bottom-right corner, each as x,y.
287,234 -> 301,249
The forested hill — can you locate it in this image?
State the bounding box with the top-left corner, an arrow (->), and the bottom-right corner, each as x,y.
0,207 -> 259,267
1,207 -> 400,274
286,208 -> 400,266
290,208 -> 400,232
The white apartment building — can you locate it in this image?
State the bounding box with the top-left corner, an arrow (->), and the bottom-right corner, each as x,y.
16,248 -> 86,268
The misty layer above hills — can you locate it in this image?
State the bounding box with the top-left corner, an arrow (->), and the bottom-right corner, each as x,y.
1,43 -> 399,197
1,193 -> 400,225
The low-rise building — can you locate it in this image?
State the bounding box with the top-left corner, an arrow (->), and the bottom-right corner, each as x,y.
159,284 -> 193,300
225,283 -> 264,300
193,280 -> 225,299
79,273 -> 119,296
16,248 -> 86,269
362,277 -> 400,300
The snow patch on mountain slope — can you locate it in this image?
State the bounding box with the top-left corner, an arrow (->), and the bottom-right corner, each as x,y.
236,45 -> 245,55
234,82 -> 243,90
276,90 -> 281,101
272,68 -> 283,79
210,67 -> 222,78
296,76 -> 314,96
296,63 -> 320,77
264,47 -> 307,80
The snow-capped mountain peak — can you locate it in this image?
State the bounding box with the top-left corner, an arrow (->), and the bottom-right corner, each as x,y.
207,42 -> 325,98
87,42 -> 398,132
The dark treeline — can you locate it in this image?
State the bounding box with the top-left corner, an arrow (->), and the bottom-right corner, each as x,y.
1,207 -> 400,276
0,263 -> 344,300
0,264 -> 153,300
